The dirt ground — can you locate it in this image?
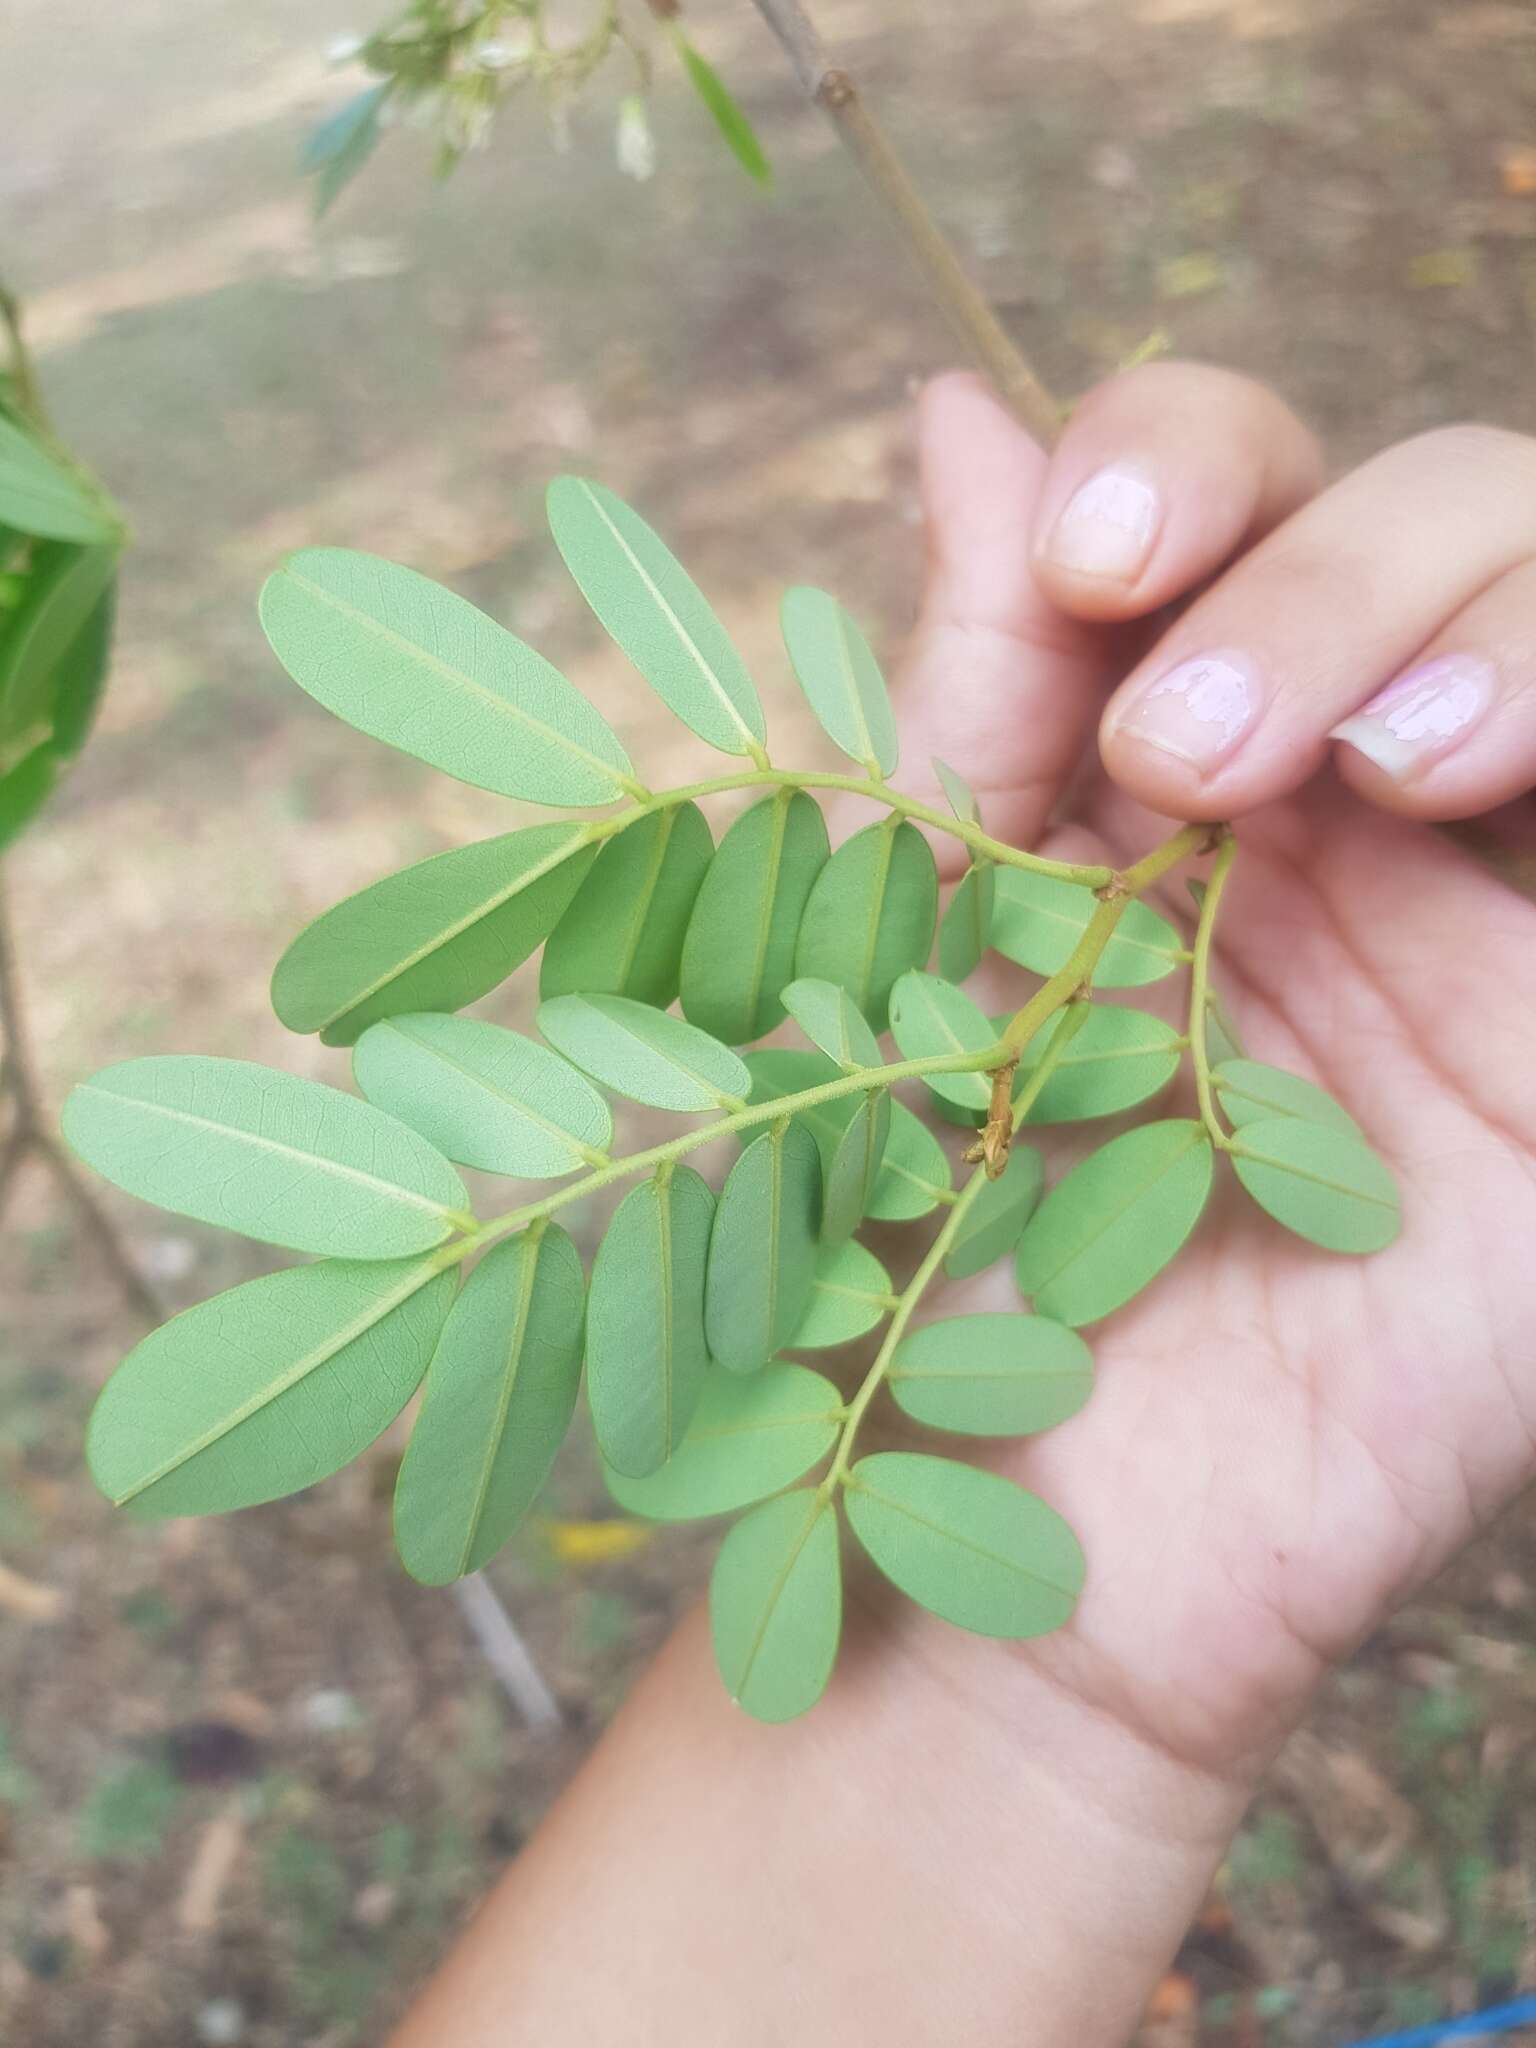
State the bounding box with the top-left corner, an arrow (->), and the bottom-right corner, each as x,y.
5,0 -> 1536,2041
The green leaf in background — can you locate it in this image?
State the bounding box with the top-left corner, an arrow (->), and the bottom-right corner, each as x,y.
943,1144 -> 1043,1279
87,1257 -> 456,1518
1230,1118 -> 1400,1253
604,1363 -> 841,1520
0,542 -> 116,762
352,1013 -> 612,1178
869,1099 -> 953,1220
62,1055 -> 470,1257
0,414 -> 120,544
931,755 -> 980,824
680,790 -> 828,1043
0,565 -> 114,853
675,34 -> 773,189
711,1491 -> 841,1723
791,1236 -> 894,1348
991,869 -> 1184,987
260,549 -> 636,806
779,585 -> 897,776
1015,1118 -> 1213,1327
1012,1004 -> 1182,1124
547,476 -> 765,756
705,1121 -> 822,1372
846,1453 -> 1085,1637
1213,1058 -> 1362,1137
780,976 -> 881,1071
587,1167 -> 714,1478
820,1089 -> 890,1246
539,803 -> 712,1007
794,820 -> 937,1034
888,969 -> 994,1113
393,1228 -> 585,1583
271,823 -> 597,1044
538,991 -> 749,1112
888,1313 -> 1092,1437
1204,989 -> 1246,1067
303,82 -> 390,218
938,861 -> 994,983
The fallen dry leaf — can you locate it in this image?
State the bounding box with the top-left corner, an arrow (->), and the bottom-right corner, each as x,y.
0,1560 -> 66,1623
177,1802 -> 248,1936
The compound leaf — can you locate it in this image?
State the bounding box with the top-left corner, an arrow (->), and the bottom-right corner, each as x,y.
779,585 -> 896,776
538,992 -> 749,1113
1010,1004 -> 1182,1124
781,976 -> 881,1070
393,1229 -> 585,1583
352,1013 -> 611,1177
676,35 -> 772,189
991,869 -> 1183,988
1015,1119 -> 1213,1327
888,969 -> 994,1113
794,820 -> 937,1034
1213,1058 -> 1362,1138
547,476 -> 764,755
791,1237 -> 894,1348
820,1089 -> 890,1246
540,803 -> 712,1007
845,1452 -> 1085,1637
0,415 -> 119,544
604,1362 -> 841,1520
680,790 -> 828,1043
87,1257 -> 456,1518
272,823 -> 597,1044
587,1167 -> 714,1477
260,549 -> 634,806
705,1121 -> 821,1372
888,1313 -> 1092,1436
938,861 -> 994,983
62,1056 -> 469,1258
1230,1118 -> 1400,1253
711,1491 -> 841,1723
944,1144 -> 1043,1279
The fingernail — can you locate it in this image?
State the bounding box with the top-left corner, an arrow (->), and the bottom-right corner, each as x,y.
1044,466 -> 1160,581
1112,651 -> 1258,774
1330,654 -> 1495,782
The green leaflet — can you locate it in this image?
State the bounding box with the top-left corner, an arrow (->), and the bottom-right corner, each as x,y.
87,1256 -> 456,1518
943,1145 -> 1043,1279
820,1090 -> 890,1246
1015,1119 -> 1214,1327
705,1122 -> 822,1372
845,1452 -> 1085,1638
779,585 -> 897,776
303,82 -> 389,216
888,969 -> 995,1112
547,476 -> 765,756
352,1013 -> 611,1178
540,803 -> 712,1007
794,820 -> 937,1034
1009,1004 -> 1183,1124
710,1492 -> 841,1724
587,1168 -> 714,1478
780,976 -> 881,1070
0,542 -> 116,761
938,862 -> 994,983
680,790 -> 828,1044
1213,1058 -> 1362,1137
676,34 -> 773,189
991,869 -> 1183,987
743,1049 -> 951,1222
538,992 -> 749,1113
393,1229 -> 585,1584
62,1055 -> 469,1259
271,823 -> 597,1045
259,549 -> 635,807
604,1363 -> 841,1520
0,414 -> 119,544
931,755 -> 981,824
1205,990 -> 1246,1067
0,566 -> 114,854
888,1313 -> 1092,1436
791,1237 -> 894,1349
1230,1118 -> 1400,1253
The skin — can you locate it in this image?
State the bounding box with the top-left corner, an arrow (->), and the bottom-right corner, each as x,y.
391,364 -> 1536,2048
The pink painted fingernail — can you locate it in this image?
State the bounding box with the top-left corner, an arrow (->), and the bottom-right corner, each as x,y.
1044,466 -> 1161,581
1112,651 -> 1258,774
1330,654 -> 1495,782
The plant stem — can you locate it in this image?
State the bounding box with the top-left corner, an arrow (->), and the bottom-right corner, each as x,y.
1187,830 -> 1237,1147
0,279 -> 48,431
746,0 -> 1062,445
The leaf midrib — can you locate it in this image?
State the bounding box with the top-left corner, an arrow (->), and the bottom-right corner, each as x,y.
1022,1128 -> 1206,1294
457,1238 -> 542,1576
849,1477 -> 1078,1599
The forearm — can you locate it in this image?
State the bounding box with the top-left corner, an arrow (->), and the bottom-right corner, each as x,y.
390,1602 -> 1265,2048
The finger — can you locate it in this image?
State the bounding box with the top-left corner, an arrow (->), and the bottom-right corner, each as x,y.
1329,555 -> 1536,821
1097,424 -> 1536,820
894,372 -> 1119,876
1031,361 -> 1323,620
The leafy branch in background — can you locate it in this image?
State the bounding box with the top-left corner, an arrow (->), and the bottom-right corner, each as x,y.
64,480 -> 1401,1721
